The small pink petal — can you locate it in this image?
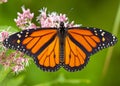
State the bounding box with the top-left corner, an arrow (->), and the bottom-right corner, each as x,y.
12,65 -> 24,73
27,23 -> 37,29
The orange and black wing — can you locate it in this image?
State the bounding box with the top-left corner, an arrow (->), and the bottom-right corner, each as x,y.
3,28 -> 60,72
63,27 -> 117,72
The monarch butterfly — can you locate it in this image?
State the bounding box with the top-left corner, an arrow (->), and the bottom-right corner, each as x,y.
3,22 -> 117,72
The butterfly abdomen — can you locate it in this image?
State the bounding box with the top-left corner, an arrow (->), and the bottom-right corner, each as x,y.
60,43 -> 64,62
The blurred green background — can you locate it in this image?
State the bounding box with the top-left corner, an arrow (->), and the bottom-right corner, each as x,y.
0,0 -> 120,86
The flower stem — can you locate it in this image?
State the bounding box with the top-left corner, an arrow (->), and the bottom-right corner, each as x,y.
102,2 -> 120,77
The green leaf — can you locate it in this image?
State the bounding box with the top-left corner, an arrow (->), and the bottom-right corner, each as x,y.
0,66 -> 11,84
5,75 -> 25,86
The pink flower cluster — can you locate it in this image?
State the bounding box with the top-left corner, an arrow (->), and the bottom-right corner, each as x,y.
0,51 -> 29,73
14,7 -> 81,29
37,8 -> 81,28
14,6 -> 36,30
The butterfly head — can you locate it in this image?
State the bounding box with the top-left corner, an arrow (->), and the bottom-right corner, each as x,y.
60,22 -> 64,28
59,22 -> 66,34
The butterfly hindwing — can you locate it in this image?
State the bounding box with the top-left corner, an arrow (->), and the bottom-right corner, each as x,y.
3,28 -> 61,72
63,35 -> 89,72
63,27 -> 117,72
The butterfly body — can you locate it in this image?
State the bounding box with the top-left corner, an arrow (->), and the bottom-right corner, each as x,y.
3,22 -> 117,72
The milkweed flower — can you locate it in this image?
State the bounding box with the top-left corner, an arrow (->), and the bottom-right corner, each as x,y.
14,6 -> 37,30
12,56 -> 29,73
15,7 -> 81,29
0,51 -> 29,73
37,7 -> 81,28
